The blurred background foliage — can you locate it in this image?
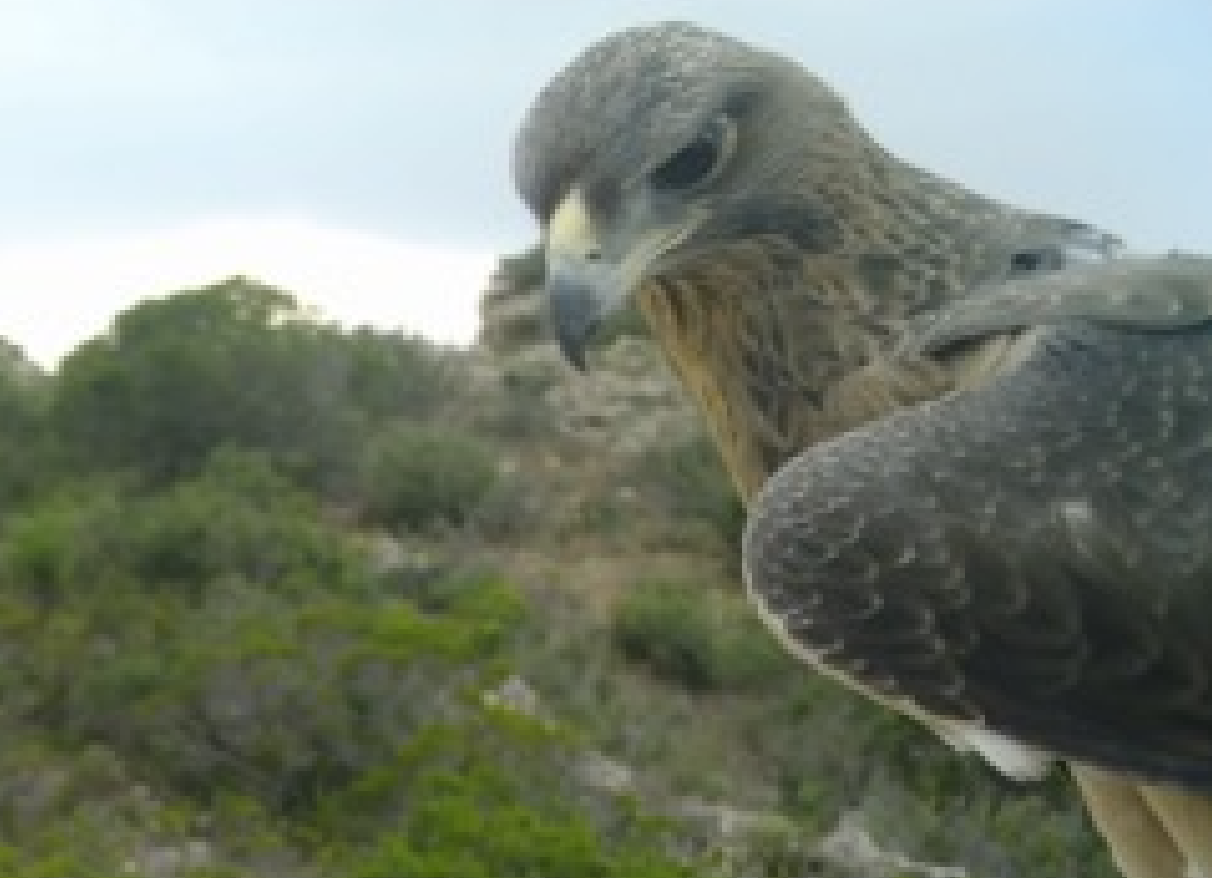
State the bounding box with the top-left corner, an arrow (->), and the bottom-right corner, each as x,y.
0,277 -> 1113,876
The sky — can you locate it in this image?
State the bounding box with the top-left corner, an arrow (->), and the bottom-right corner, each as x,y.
1,0 -> 1210,367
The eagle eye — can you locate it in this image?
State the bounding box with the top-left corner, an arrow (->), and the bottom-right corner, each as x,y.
649,116 -> 734,193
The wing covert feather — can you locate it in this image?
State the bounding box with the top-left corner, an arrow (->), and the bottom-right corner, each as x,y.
744,321 -> 1212,791
904,255 -> 1212,356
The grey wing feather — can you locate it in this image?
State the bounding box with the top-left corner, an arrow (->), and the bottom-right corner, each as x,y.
902,255 -> 1212,356
744,315 -> 1212,792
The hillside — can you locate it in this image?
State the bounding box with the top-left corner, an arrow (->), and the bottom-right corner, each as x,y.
0,265 -> 1115,877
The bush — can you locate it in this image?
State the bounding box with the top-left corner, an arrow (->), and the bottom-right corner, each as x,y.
123,450 -> 363,594
338,723 -> 695,878
0,350 -> 52,508
51,278 -> 352,485
612,581 -> 792,691
0,449 -> 365,600
0,844 -> 101,878
359,424 -> 498,530
0,570 -> 528,811
0,477 -> 128,601
628,435 -> 744,559
339,327 -> 455,424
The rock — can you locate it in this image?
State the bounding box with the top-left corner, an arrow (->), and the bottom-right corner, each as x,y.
541,339 -> 696,450
478,247 -> 546,355
122,840 -> 214,878
476,251 -> 699,456
669,797 -> 797,838
483,674 -> 541,716
0,765 -> 69,826
480,287 -> 546,354
575,750 -> 636,794
364,533 -> 408,574
819,810 -> 968,878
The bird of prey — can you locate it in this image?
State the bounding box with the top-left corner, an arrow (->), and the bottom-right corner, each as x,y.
514,21 -> 1212,878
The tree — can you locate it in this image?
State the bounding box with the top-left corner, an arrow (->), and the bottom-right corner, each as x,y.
50,277 -> 356,486
0,339 -> 51,506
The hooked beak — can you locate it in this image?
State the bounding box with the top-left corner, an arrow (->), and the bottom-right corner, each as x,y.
542,189 -> 628,371
547,269 -> 602,371
543,187 -> 697,369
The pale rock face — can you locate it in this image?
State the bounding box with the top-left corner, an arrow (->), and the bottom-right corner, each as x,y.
478,252 -> 700,453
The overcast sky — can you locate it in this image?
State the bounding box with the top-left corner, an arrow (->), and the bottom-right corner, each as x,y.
2,0 -> 1210,365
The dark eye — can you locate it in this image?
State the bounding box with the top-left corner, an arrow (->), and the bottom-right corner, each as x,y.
649,117 -> 733,192
1010,249 -> 1062,273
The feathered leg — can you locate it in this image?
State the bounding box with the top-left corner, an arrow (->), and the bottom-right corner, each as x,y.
1139,783 -> 1212,878
1072,765 -> 1184,878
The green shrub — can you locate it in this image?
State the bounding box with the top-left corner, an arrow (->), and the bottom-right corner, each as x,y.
51,278 -> 355,485
0,477 -> 129,601
123,451 -> 363,594
612,581 -> 791,691
338,724 -> 694,878
0,350 -> 52,508
0,574 -> 526,810
0,449 -> 365,599
0,844 -> 102,878
359,424 -> 498,530
462,474 -> 543,540
339,327 -> 455,424
628,435 -> 744,558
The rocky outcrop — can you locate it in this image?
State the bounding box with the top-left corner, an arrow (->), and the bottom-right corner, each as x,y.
477,249 -> 698,452
477,247 -> 546,355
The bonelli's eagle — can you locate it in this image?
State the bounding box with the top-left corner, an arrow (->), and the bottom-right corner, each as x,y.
514,22 -> 1212,878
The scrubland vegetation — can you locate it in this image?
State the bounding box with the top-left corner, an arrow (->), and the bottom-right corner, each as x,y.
0,277 -> 1114,876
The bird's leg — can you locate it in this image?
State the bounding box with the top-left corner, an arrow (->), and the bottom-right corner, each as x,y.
1071,765 -> 1184,878
1139,783 -> 1212,878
